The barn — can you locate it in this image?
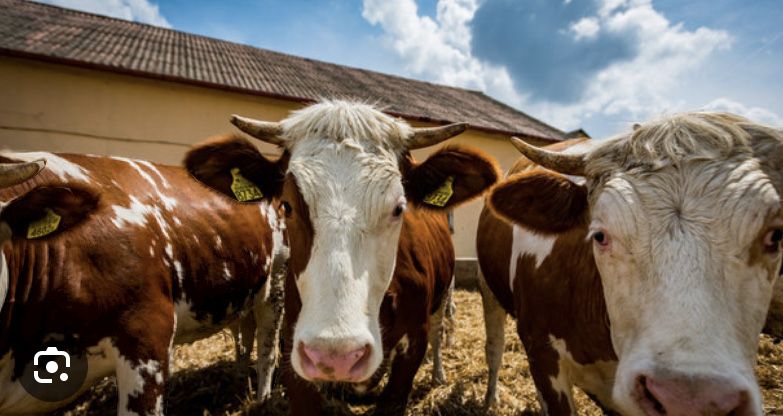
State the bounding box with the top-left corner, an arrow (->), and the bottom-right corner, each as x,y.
0,0 -> 571,283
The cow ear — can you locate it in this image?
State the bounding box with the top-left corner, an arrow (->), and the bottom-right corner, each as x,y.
405,145 -> 500,210
1,185 -> 100,240
488,169 -> 588,234
184,135 -> 288,202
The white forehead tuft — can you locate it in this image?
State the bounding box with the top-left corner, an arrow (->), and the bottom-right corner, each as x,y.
281,100 -> 412,150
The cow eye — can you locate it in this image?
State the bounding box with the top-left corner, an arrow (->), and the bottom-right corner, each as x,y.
281,201 -> 292,217
392,203 -> 406,219
763,228 -> 783,252
592,230 -> 610,248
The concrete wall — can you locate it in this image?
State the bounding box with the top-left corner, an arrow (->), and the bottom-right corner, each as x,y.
0,56 -> 542,260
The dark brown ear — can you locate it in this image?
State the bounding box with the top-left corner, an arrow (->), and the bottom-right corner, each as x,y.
1,185 -> 100,240
184,135 -> 288,202
404,145 -> 500,210
488,169 -> 588,234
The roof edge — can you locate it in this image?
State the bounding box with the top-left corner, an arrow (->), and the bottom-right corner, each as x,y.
0,49 -> 560,143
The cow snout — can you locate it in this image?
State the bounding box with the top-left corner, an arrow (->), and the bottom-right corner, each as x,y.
634,374 -> 751,416
298,342 -> 371,382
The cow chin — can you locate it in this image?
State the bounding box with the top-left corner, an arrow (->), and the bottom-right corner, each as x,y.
611,344 -> 761,416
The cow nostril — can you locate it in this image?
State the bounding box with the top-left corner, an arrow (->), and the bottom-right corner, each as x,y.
638,376 -> 666,415
349,344 -> 372,375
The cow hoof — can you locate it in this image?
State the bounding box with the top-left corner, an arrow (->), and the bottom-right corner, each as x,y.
432,372 -> 446,386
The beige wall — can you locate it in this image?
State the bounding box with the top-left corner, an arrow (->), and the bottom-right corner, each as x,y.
0,56 -> 543,259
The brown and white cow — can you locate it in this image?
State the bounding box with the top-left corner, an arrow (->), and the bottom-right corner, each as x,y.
185,100 -> 499,415
0,150 -> 286,415
479,113 -> 783,415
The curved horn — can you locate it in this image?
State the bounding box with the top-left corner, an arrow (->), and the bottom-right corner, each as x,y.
511,137 -> 586,176
408,123 -> 468,149
230,115 -> 286,146
0,159 -> 46,188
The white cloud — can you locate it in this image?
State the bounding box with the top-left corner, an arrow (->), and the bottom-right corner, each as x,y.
362,0 -> 524,107
533,0 -> 732,128
38,0 -> 170,28
570,17 -> 600,41
362,0 -> 747,135
703,98 -> 783,127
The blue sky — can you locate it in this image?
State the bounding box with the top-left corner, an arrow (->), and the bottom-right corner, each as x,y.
40,0 -> 783,138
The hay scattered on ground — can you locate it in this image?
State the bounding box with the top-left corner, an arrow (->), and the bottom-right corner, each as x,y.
58,290 -> 783,415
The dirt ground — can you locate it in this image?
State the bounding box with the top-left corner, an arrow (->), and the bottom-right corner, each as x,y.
59,290 -> 783,415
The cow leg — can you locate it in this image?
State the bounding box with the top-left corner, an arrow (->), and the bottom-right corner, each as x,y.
524,337 -> 576,416
253,277 -> 284,401
443,278 -> 456,347
115,302 -> 175,416
376,329 -> 428,416
479,274 -> 505,408
427,289 -> 448,385
230,312 -> 256,368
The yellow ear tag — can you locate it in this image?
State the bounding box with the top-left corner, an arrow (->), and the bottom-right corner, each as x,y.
27,208 -> 61,239
423,176 -> 455,207
230,167 -> 264,202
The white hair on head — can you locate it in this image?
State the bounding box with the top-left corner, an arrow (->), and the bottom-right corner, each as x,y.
589,112 -> 756,174
281,100 -> 412,150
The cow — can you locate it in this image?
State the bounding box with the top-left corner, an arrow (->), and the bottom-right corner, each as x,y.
478,112 -> 783,415
0,150 -> 286,415
184,100 -> 499,415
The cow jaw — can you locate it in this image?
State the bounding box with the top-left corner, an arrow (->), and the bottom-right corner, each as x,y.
591,160 -> 779,416
288,141 -> 404,383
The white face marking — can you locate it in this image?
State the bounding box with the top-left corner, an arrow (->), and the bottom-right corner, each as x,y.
5,152 -> 90,182
288,139 -> 405,382
590,159 -> 779,415
509,225 -> 556,290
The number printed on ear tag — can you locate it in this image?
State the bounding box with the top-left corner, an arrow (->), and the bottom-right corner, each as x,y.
27,208 -> 61,239
424,176 -> 455,207
230,167 -> 264,202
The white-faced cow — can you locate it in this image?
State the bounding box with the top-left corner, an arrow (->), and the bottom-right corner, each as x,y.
0,150 -> 286,415
185,100 -> 499,415
479,113 -> 783,415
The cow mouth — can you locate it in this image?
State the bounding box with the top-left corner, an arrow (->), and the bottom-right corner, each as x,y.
635,376 -> 667,416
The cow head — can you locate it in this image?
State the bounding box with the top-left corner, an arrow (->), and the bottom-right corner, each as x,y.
490,113 -> 783,416
186,100 -> 498,383
0,158 -> 100,317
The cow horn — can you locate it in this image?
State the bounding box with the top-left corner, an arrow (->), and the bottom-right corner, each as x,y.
0,159 -> 46,188
511,137 -> 586,176
408,123 -> 468,150
230,115 -> 286,146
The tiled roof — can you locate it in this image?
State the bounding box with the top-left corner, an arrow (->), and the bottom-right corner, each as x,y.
0,0 -> 565,142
